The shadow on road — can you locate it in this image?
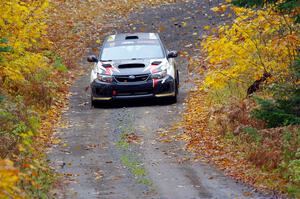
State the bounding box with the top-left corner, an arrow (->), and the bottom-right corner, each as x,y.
92,98 -> 176,109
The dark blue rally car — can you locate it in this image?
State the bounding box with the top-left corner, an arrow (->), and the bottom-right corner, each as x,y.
87,33 -> 179,106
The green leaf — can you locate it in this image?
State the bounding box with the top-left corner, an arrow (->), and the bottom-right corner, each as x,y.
232,0 -> 264,7
0,46 -> 12,52
0,38 -> 8,43
232,0 -> 300,23
0,95 -> 4,103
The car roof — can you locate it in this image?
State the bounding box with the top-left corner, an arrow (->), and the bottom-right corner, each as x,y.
104,33 -> 160,43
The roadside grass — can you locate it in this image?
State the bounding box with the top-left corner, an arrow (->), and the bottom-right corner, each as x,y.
53,56 -> 68,73
120,154 -> 153,186
120,155 -> 146,177
116,139 -> 130,149
116,122 -> 153,187
116,125 -> 135,149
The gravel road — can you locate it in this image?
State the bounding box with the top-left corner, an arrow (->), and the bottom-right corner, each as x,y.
49,1 -> 275,198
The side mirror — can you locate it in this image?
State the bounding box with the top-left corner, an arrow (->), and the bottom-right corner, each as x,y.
167,51 -> 178,58
87,55 -> 98,62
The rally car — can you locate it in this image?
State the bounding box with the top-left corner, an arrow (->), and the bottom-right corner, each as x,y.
87,33 -> 179,106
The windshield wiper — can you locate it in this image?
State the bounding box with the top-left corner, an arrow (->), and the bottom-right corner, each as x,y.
100,59 -> 112,62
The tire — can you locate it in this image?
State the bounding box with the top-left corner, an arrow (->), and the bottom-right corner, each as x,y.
164,74 -> 178,104
91,100 -> 96,107
172,71 -> 179,103
176,70 -> 179,87
167,94 -> 177,104
91,94 -> 97,108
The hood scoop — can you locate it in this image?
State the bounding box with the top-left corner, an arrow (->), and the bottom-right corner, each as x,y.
118,63 -> 145,69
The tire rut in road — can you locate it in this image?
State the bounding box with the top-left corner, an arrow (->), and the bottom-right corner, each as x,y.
49,75 -> 148,199
114,103 -> 269,199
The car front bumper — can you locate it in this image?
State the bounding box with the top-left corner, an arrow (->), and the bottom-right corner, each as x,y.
91,76 -> 176,101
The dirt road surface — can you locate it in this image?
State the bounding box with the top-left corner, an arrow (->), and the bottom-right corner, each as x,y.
49,1 -> 275,198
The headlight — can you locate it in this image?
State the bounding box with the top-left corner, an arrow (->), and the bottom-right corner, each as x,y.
151,69 -> 167,79
97,73 -> 113,83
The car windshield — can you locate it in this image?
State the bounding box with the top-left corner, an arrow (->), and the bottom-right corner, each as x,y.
100,44 -> 164,60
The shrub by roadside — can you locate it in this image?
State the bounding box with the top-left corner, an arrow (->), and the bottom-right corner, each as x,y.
181,0 -> 300,197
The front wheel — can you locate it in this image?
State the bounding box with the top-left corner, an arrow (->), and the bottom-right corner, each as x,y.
165,94 -> 177,104
90,93 -> 99,108
164,74 -> 178,104
91,97 -> 96,108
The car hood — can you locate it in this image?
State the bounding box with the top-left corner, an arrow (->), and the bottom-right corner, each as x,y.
95,58 -> 167,76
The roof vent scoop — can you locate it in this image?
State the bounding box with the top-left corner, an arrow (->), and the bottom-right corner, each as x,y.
125,35 -> 139,40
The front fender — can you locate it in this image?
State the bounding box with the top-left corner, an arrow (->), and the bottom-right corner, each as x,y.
90,70 -> 97,83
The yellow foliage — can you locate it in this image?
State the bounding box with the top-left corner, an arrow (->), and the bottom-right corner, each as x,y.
202,6 -> 299,101
0,160 -> 23,198
211,5 -> 228,13
0,0 -> 50,88
0,0 -> 51,197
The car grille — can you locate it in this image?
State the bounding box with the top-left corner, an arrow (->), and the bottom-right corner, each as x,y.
117,91 -> 151,96
114,74 -> 150,83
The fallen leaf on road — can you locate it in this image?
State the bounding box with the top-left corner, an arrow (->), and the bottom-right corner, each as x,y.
84,144 -> 97,150
124,133 -> 142,144
94,170 -> 104,181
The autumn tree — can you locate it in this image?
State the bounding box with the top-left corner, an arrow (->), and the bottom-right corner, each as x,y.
202,1 -> 299,105
196,0 -> 300,195
229,0 -> 300,127
0,1 -> 51,198
233,0 -> 300,22
0,0 -> 49,91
